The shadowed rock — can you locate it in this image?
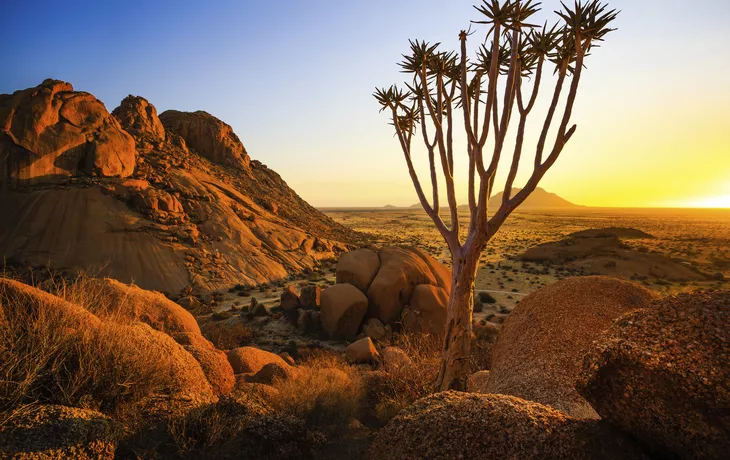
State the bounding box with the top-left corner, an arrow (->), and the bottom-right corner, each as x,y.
0,405 -> 118,459
577,290 -> 730,460
370,392 -> 646,460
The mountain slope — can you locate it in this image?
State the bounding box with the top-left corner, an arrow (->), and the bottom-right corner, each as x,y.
0,81 -> 361,295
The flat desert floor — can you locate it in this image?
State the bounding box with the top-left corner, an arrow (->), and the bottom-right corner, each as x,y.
324,207 -> 730,321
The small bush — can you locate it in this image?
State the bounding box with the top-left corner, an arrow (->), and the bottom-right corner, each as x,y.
365,333 -> 441,426
478,291 -> 497,304
166,394 -> 318,460
267,351 -> 364,433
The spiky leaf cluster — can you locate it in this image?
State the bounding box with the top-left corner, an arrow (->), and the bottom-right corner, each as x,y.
399,40 -> 460,87
473,0 -> 541,32
373,85 -> 411,113
556,1 -> 618,43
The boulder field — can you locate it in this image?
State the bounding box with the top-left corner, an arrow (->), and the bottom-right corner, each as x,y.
280,246 -> 453,340
0,80 -> 361,296
374,279 -> 729,460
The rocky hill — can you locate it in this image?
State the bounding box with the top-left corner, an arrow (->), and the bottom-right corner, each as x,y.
488,187 -> 578,209
0,80 -> 362,295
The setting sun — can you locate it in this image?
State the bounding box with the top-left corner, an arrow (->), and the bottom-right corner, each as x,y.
687,194 -> 730,209
1,1 -> 729,458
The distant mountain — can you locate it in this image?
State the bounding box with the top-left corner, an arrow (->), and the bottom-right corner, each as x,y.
383,204 -> 397,209
410,188 -> 577,211
488,187 -> 578,209
455,187 -> 578,210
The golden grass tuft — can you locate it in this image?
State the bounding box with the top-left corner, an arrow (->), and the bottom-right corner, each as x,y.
366,333 -> 442,425
267,350 -> 365,432
0,277 -> 195,422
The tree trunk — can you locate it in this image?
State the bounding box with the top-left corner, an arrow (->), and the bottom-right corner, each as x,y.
436,251 -> 480,391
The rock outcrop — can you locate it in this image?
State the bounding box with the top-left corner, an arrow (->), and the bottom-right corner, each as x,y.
577,290 -> 730,459
370,392 -> 645,460
518,228 -> 706,281
226,346 -> 288,375
485,276 -> 656,418
159,109 -> 250,171
367,246 -> 451,325
0,79 -> 136,187
336,248 -> 380,291
111,95 -> 166,142
0,81 -> 360,295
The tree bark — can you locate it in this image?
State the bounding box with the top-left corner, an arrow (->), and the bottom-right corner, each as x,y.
436,249 -> 481,391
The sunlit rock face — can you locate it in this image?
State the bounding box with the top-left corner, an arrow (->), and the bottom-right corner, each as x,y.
159,109 -> 251,172
0,81 -> 359,295
0,79 -> 136,188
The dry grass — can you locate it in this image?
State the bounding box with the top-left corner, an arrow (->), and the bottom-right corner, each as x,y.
366,333 -> 441,425
0,277 -> 187,422
267,350 -> 364,433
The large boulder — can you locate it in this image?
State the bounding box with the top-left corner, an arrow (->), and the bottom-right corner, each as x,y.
174,332 -> 235,396
0,405 -> 117,459
227,346 -> 287,375
401,284 -> 449,336
0,79 -> 136,187
577,290 -> 730,460
111,95 -> 166,141
336,248 -> 380,291
320,283 -> 368,340
369,392 -> 645,460
367,246 -> 451,325
485,276 -> 656,419
79,278 -> 200,335
159,109 -> 250,171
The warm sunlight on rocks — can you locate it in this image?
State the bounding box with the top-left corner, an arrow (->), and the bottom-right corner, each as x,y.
1,1 -> 728,459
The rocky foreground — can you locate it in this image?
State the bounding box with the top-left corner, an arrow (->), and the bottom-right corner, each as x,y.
0,80 -> 362,295
1,248 -> 728,459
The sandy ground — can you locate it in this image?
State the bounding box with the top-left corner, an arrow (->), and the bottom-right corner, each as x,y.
324,207 -> 730,312
204,206 -> 729,350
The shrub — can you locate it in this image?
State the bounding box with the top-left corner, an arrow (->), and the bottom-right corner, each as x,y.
365,333 -> 441,426
478,291 -> 497,304
267,351 -> 364,433
165,394 -> 318,460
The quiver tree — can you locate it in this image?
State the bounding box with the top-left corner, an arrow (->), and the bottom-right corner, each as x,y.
374,0 -> 617,391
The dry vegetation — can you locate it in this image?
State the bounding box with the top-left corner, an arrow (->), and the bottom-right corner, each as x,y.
327,207 -> 730,298
0,275 -> 465,458
0,279 -> 176,422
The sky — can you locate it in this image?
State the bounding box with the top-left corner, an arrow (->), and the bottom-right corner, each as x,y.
1,0 -> 729,208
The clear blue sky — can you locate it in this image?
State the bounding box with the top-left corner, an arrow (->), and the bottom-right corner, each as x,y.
2,1 -> 729,207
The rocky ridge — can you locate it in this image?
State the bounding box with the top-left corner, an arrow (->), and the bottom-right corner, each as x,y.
0,80 -> 362,295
